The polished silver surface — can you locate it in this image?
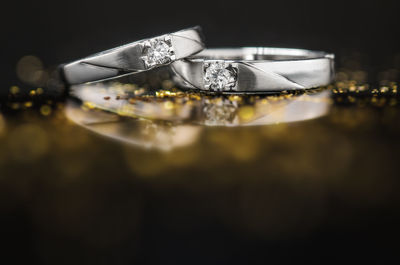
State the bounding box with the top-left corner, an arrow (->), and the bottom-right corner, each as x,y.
171,47 -> 335,93
62,27 -> 204,85
69,81 -> 330,128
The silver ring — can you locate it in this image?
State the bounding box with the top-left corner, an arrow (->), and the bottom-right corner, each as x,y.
171,47 -> 335,93
61,26 -> 204,85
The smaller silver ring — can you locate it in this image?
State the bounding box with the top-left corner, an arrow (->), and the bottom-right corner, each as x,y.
171,47 -> 335,93
61,26 -> 204,85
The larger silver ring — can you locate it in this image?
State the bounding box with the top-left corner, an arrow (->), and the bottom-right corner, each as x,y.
171,47 -> 335,93
62,26 -> 204,85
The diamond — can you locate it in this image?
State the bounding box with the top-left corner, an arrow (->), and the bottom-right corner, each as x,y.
203,61 -> 237,91
141,36 -> 175,68
203,99 -> 238,125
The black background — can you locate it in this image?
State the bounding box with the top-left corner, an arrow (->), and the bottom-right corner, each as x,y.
2,0 -> 400,264
2,0 -> 400,87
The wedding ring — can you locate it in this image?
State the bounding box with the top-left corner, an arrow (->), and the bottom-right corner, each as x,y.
171,47 -> 334,93
61,26 -> 204,85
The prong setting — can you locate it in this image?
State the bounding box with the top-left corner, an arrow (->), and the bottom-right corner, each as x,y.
140,35 -> 175,69
203,60 -> 238,91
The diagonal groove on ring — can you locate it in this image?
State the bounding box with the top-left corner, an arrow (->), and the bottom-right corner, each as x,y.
170,64 -> 199,89
240,62 -> 306,89
81,62 -> 140,74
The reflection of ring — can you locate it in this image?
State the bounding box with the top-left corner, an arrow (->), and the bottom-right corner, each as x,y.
70,81 -> 330,127
171,47 -> 334,93
61,27 -> 204,85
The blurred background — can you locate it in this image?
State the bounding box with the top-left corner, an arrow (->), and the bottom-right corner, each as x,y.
2,0 -> 400,87
1,0 -> 400,264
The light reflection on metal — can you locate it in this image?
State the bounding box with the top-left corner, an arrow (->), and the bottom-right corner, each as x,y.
71,82 -> 330,125
66,81 -> 331,149
65,101 -> 202,151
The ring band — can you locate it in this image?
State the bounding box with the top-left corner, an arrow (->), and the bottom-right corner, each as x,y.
171,47 -> 334,93
61,26 -> 204,85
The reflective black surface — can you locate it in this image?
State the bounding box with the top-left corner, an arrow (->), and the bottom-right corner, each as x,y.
2,0 -> 400,264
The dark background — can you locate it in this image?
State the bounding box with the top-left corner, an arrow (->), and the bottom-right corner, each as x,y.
2,0 -> 400,87
2,0 -> 400,264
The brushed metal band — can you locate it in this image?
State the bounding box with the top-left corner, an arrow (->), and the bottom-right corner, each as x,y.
171,47 -> 335,93
61,26 -> 204,85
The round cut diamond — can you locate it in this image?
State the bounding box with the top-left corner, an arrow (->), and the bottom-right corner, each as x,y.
204,61 -> 237,91
142,38 -> 174,68
203,99 -> 237,125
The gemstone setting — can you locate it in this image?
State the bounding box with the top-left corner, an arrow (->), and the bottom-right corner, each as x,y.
141,35 -> 175,68
203,99 -> 238,125
203,61 -> 238,91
